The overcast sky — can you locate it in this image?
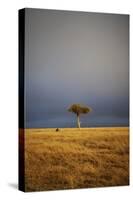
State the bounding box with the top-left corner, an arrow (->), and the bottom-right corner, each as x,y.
24,8 -> 129,128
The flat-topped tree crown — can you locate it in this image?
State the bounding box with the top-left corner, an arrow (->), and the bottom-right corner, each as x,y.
68,104 -> 92,128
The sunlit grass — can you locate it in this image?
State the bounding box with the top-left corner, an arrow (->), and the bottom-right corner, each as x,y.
24,127 -> 129,191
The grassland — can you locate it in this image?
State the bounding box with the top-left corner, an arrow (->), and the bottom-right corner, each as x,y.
24,127 -> 129,192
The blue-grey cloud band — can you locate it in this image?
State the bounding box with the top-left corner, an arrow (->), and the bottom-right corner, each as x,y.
24,9 -> 129,128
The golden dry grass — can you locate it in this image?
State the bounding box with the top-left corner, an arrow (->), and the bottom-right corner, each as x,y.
24,127 -> 129,192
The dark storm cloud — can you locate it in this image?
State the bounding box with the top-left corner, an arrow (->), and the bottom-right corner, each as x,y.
24,8 -> 129,128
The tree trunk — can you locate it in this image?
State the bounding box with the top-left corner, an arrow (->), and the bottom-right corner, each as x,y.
77,115 -> 80,128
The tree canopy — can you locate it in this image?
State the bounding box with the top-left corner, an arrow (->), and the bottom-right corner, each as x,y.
68,104 -> 92,116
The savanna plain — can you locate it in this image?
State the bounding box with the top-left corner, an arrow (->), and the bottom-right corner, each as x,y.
23,127 -> 129,191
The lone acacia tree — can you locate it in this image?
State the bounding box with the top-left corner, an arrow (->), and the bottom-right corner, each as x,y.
68,104 -> 92,128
